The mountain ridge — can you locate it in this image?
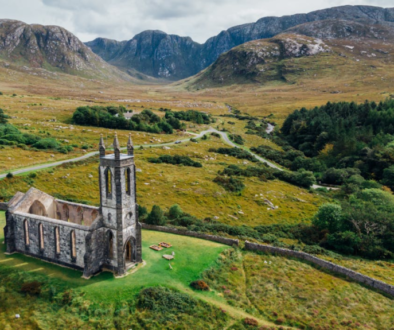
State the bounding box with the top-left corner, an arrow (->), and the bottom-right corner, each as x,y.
86,5 -> 394,80
0,19 -> 138,82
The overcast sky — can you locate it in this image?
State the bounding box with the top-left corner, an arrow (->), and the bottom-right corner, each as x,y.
1,0 -> 393,43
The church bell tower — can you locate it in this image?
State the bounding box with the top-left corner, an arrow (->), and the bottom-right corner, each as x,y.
98,133 -> 142,276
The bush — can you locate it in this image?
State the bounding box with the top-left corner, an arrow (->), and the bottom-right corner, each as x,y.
209,147 -> 258,162
149,155 -> 202,168
312,203 -> 343,233
213,176 -> 245,193
243,318 -> 258,326
229,134 -> 244,145
20,281 -> 42,295
168,204 -> 183,219
146,205 -> 166,225
190,280 -> 209,291
6,172 -> 13,179
33,138 -> 61,150
137,287 -> 196,312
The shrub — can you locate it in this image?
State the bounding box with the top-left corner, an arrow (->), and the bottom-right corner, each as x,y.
243,318 -> 258,326
149,155 -> 202,168
29,173 -> 37,178
146,205 -> 166,225
190,280 -> 209,291
137,287 -> 196,312
209,147 -> 258,162
33,138 -> 61,150
168,204 -> 183,219
6,172 -> 13,179
312,203 -> 343,233
229,134 -> 244,145
213,176 -> 245,193
20,281 -> 42,295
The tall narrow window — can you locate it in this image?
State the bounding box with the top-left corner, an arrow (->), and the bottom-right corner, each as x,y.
24,219 -> 30,245
71,230 -> 76,259
39,223 -> 44,250
107,231 -> 114,259
55,227 -> 60,254
105,168 -> 112,197
125,168 -> 131,195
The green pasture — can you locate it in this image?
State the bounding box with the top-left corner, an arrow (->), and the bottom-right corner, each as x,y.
0,211 -> 227,301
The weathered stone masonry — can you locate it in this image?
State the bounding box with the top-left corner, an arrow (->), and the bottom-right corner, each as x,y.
3,134 -> 142,278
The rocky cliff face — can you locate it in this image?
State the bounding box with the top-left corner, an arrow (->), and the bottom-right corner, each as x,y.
0,19 -> 131,81
86,5 -> 394,80
191,35 -> 332,87
285,19 -> 394,41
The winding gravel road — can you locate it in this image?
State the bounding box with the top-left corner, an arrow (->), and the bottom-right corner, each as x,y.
0,128 -> 280,179
0,127 -> 330,189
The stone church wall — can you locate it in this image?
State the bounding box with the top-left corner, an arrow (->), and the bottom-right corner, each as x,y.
12,212 -> 90,270
244,241 -> 394,298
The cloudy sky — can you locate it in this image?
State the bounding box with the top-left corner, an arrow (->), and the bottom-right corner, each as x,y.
1,0 -> 393,43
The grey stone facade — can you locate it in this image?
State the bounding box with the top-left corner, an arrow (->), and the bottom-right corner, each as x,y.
3,134 -> 142,278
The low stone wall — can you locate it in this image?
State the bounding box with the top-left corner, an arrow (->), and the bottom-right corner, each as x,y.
0,202 -> 8,211
244,241 -> 394,298
141,223 -> 239,247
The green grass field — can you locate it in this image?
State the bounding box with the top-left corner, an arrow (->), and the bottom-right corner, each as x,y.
0,211 -> 227,300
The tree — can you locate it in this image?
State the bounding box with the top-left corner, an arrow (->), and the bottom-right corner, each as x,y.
168,204 -> 183,219
312,203 -> 343,233
0,109 -> 9,124
146,205 -> 166,225
382,165 -> 394,190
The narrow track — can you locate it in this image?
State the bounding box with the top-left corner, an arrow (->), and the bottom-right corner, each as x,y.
0,127 -> 333,189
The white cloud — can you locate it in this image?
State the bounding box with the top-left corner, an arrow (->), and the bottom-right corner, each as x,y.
0,0 -> 392,42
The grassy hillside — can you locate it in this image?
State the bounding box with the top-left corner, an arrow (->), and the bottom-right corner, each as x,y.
203,249 -> 394,329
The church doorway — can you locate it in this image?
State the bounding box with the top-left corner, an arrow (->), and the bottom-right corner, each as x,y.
125,239 -> 134,263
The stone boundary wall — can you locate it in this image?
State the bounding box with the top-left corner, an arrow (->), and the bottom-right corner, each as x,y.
0,202 -> 8,211
244,241 -> 394,298
141,223 -> 239,247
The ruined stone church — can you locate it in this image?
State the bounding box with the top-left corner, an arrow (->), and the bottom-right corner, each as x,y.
3,134 -> 142,278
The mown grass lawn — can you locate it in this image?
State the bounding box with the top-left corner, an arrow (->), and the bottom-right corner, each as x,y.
0,211 -> 227,302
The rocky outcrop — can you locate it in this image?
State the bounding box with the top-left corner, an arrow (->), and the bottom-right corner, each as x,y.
86,5 -> 394,80
0,19 -> 131,81
285,19 -> 394,41
191,34 -> 331,87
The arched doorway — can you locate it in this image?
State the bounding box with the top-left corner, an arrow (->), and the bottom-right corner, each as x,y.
124,237 -> 135,263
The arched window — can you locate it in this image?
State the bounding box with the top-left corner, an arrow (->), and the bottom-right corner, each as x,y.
39,223 -> 44,250
70,230 -> 76,259
63,204 -> 69,221
105,167 -> 112,197
107,231 -> 114,259
29,200 -> 46,216
55,227 -> 60,254
125,168 -> 131,195
91,210 -> 98,221
24,219 -> 30,245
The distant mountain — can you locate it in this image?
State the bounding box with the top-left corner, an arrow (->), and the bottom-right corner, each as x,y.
86,5 -> 394,80
286,19 -> 394,41
0,19 -> 135,81
186,31 -> 394,88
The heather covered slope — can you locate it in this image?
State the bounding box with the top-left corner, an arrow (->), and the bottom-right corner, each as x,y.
0,19 -> 137,82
